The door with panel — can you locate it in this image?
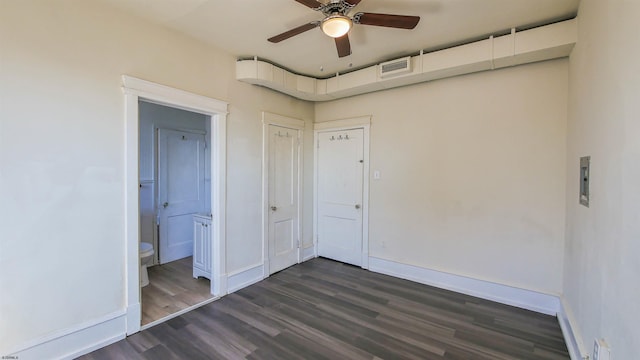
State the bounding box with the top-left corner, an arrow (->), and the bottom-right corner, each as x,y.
193,214 -> 211,279
157,128 -> 206,264
267,125 -> 300,274
317,129 -> 364,266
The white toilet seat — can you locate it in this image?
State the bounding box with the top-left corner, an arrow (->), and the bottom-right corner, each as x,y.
140,242 -> 154,287
140,242 -> 154,257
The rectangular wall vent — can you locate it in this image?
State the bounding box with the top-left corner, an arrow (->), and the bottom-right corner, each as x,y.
379,56 -> 412,78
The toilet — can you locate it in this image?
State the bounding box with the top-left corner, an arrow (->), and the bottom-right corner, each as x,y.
140,242 -> 154,287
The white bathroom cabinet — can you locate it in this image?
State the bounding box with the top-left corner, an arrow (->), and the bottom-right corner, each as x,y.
193,214 -> 212,280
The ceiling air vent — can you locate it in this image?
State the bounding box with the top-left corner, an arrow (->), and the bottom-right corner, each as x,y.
379,56 -> 412,78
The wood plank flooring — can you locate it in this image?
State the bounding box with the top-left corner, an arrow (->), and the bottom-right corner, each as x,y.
142,256 -> 213,325
82,258 -> 569,359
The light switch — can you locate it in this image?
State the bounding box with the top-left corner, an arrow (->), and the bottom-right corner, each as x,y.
373,170 -> 381,180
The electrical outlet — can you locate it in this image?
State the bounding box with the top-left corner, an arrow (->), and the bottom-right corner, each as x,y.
593,338 -> 611,360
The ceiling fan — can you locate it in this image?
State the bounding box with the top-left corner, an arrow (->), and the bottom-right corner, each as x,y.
268,0 -> 420,58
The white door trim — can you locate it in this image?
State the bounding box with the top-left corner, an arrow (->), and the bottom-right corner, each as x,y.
313,116 -> 371,269
122,75 -> 228,335
313,116 -> 371,131
262,112 -> 305,277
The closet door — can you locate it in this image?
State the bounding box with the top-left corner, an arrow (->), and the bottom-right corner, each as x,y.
267,124 -> 300,274
317,129 -> 364,266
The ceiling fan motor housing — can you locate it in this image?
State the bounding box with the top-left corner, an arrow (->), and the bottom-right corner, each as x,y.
319,0 -> 357,16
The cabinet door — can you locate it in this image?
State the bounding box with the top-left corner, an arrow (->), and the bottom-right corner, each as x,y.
193,220 -> 206,272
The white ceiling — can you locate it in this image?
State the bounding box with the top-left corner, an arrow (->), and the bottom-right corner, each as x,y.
98,0 -> 579,78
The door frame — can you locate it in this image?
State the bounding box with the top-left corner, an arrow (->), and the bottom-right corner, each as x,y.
313,116 -> 371,269
262,112 -> 305,277
123,75 -> 228,335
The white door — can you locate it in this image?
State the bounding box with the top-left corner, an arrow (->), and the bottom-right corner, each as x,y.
268,125 -> 300,274
317,129 -> 364,266
157,129 -> 206,264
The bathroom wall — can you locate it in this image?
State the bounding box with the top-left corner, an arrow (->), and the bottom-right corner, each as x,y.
138,101 -> 209,264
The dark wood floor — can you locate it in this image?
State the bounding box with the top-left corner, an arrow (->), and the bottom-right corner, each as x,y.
81,258 -> 569,359
142,256 -> 213,325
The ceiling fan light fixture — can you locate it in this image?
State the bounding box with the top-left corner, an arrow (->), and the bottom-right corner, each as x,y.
321,14 -> 352,38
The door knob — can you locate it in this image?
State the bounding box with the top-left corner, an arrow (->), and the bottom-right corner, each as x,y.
271,206 -> 277,211
355,204 -> 361,209
163,202 -> 169,208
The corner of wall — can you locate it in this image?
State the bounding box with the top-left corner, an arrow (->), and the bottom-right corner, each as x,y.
557,296 -> 588,360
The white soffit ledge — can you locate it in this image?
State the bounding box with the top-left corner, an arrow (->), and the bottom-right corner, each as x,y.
236,19 -> 576,102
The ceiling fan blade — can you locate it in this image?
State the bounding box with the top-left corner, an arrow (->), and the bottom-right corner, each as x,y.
294,0 -> 323,9
268,22 -> 319,43
343,0 -> 363,6
335,34 -> 351,58
354,12 -> 420,29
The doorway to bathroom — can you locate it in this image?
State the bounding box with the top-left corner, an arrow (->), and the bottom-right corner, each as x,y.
138,101 -> 212,326
123,75 -> 228,335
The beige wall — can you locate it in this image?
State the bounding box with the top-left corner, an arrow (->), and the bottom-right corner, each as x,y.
4,0 -> 638,357
0,0 -> 314,351
564,1 -> 640,358
316,60 -> 568,295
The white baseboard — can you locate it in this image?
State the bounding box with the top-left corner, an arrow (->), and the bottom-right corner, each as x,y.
369,256 -> 560,315
302,245 -> 316,262
558,297 -> 588,360
9,310 -> 126,360
126,302 -> 140,335
226,263 -> 264,294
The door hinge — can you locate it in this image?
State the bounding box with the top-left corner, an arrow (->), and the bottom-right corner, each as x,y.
317,139 -> 319,148
297,239 -> 300,248
204,140 -> 208,149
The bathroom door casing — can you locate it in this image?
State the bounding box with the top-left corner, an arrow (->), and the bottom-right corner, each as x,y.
157,128 -> 206,264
